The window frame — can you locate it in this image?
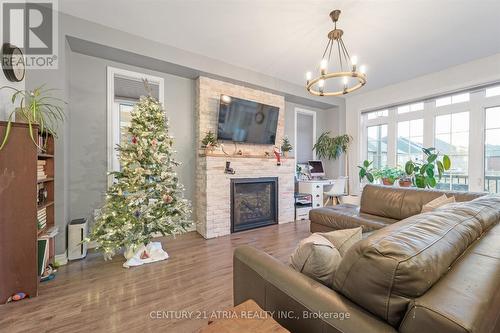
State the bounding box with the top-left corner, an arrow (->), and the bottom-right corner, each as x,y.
106,66 -> 165,186
358,84 -> 500,193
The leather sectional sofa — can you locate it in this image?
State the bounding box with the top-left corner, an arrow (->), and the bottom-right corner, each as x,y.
233,186 -> 500,333
310,184 -> 484,232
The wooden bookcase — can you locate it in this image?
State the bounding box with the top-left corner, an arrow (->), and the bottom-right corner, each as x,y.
0,121 -> 56,303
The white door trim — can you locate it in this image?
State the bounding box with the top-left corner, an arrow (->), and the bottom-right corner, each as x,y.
294,107 -> 317,161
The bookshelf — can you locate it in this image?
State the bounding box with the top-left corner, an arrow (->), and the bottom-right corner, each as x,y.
0,121 -> 57,303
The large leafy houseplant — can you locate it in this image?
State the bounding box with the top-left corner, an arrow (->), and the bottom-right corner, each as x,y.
313,133 -> 352,160
404,147 -> 451,188
358,160 -> 375,183
0,86 -> 65,151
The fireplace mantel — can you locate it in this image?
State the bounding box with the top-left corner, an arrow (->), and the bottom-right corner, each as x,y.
194,76 -> 294,239
195,156 -> 295,239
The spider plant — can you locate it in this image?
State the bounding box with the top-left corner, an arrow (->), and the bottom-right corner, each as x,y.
0,85 -> 66,152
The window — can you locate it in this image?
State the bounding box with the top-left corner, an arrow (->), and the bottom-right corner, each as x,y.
484,106 -> 500,193
366,109 -> 388,120
486,86 -> 500,98
118,103 -> 134,144
107,67 -> 164,184
434,112 -> 469,191
367,124 -> 387,168
436,93 -> 470,107
397,102 -> 424,114
397,119 -> 423,166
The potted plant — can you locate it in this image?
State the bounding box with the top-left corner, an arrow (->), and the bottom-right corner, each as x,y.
313,132 -> 352,160
201,131 -> 218,155
0,86 -> 65,152
375,166 -> 402,186
281,136 -> 292,158
358,160 -> 375,183
404,147 -> 451,188
398,170 -> 413,187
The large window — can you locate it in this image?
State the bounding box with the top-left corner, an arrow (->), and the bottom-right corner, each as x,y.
367,124 -> 387,168
107,67 -> 164,184
485,106 -> 500,193
397,119 -> 423,166
360,84 -> 500,193
434,112 -> 469,191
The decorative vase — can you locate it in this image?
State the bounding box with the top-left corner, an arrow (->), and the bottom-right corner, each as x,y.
283,151 -> 289,158
382,178 -> 395,186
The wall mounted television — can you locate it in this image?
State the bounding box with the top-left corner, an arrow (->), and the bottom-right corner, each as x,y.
217,95 -> 280,145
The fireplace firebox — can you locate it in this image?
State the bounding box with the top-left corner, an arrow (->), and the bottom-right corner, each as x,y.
231,177 -> 278,233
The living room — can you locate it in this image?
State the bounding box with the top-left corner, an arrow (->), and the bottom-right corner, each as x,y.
0,1 -> 499,332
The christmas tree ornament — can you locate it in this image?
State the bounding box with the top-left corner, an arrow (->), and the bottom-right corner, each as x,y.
86,95 -> 191,266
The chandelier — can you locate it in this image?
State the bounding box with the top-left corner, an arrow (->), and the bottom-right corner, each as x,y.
306,9 -> 367,97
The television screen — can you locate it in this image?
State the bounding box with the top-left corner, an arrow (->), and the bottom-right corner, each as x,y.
217,95 -> 279,145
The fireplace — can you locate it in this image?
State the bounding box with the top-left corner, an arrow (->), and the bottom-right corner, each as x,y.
231,177 -> 278,233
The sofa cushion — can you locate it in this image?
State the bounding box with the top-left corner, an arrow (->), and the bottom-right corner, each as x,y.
290,233 -> 342,286
320,227 -> 362,256
421,194 -> 455,213
332,194 -> 500,327
399,223 -> 500,333
309,204 -> 397,232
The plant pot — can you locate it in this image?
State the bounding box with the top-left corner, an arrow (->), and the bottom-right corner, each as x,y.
399,179 -> 412,187
382,178 -> 395,186
283,151 -> 289,158
15,108 -> 31,123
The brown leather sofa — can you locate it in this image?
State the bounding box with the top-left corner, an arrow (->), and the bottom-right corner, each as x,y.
309,184 -> 484,233
233,193 -> 500,333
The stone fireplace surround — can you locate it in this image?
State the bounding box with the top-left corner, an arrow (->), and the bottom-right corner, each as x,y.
195,77 -> 295,238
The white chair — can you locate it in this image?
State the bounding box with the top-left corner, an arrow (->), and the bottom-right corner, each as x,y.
324,177 -> 348,206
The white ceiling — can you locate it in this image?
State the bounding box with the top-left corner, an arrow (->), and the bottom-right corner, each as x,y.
60,0 -> 500,92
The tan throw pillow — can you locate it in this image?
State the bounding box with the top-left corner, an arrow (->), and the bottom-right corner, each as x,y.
421,194 -> 456,213
290,233 -> 342,286
320,227 -> 362,257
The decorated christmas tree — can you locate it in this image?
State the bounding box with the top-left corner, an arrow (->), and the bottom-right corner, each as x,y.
88,95 -> 191,260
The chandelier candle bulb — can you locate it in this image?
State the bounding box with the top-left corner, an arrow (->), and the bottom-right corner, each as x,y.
360,65 -> 367,74
320,59 -> 328,75
351,55 -> 358,66
306,72 -> 312,81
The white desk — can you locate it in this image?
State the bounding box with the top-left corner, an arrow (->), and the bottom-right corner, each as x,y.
298,179 -> 334,208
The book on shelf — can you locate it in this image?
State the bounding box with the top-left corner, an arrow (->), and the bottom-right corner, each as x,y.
37,207 -> 47,229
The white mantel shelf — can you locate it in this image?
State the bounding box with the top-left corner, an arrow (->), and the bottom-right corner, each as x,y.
199,153 -> 295,160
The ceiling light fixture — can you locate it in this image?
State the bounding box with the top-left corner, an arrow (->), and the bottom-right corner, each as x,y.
305,9 -> 367,97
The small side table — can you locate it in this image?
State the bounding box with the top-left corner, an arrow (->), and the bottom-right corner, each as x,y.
200,299 -> 289,333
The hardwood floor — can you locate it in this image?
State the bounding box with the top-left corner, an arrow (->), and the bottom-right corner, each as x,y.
0,221 -> 311,333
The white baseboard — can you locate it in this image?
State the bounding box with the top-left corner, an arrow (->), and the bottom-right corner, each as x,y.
55,251 -> 68,266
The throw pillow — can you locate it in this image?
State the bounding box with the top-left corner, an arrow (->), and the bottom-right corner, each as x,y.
290,233 -> 342,286
421,194 -> 456,213
320,227 -> 362,257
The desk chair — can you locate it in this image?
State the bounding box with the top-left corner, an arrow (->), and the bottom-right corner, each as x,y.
324,177 -> 348,206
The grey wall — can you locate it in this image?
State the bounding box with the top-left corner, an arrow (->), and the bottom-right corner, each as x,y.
68,52 -> 196,225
